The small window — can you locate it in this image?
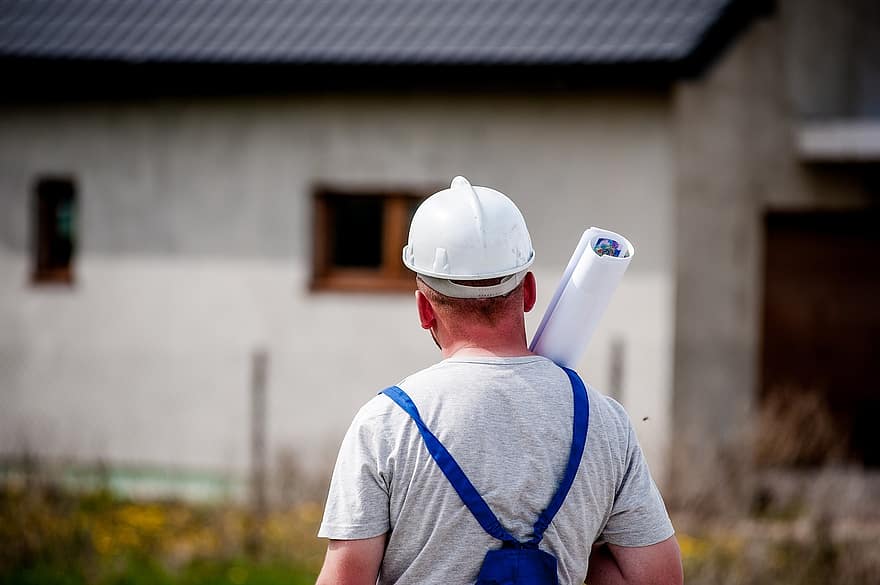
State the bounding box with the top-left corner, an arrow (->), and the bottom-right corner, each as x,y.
311,186 -> 426,292
33,177 -> 77,284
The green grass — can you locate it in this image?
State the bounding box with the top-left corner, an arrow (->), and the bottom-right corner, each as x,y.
0,484 -> 322,585
1,558 -> 317,585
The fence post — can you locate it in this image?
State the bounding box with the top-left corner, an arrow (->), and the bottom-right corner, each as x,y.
248,347 -> 269,556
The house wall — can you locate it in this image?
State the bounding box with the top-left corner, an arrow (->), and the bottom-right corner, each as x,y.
671,0 -> 879,511
783,0 -> 880,118
0,91 -> 676,497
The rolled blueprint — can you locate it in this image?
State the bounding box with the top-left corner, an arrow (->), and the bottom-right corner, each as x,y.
529,227 -> 634,368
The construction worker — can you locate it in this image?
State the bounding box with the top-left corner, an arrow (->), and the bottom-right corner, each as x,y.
316,177 -> 682,585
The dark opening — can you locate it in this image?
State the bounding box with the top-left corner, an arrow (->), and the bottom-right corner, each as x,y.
311,186 -> 429,293
758,209 -> 880,467
34,177 -> 76,284
329,195 -> 383,268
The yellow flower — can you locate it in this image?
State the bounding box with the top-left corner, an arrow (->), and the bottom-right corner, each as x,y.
677,533 -> 711,560
228,565 -> 248,584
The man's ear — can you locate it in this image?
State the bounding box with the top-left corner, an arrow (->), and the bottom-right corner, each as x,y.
523,271 -> 537,313
416,290 -> 437,330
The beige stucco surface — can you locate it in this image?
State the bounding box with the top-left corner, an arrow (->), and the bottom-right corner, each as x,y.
0,92 -> 675,494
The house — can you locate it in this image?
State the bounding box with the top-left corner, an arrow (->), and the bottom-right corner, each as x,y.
1,0 -> 876,510
670,0 -> 880,516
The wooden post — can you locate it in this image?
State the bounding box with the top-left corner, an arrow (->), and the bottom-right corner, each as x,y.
609,336 -> 625,403
248,348 -> 269,556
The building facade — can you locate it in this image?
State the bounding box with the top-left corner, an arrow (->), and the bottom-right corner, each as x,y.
0,91 -> 678,497
5,0 -> 877,511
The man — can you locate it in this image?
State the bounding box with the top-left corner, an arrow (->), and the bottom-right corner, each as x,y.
316,177 -> 682,585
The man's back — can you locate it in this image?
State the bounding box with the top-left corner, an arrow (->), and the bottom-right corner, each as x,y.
316,176 -> 679,585
319,355 -> 673,585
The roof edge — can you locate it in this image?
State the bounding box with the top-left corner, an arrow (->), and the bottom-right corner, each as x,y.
679,0 -> 774,79
0,61 -> 678,102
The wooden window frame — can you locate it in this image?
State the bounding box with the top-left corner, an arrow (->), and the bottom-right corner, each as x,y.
311,185 -> 429,293
32,176 -> 76,285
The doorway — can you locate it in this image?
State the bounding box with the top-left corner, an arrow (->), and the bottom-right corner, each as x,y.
759,209 -> 880,467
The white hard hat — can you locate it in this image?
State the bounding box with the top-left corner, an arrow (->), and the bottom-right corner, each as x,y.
402,176 -> 535,298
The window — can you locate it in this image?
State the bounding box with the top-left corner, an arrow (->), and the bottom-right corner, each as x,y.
311,186 -> 426,292
33,177 -> 77,284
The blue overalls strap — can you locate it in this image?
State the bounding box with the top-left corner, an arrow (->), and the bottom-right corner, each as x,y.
381,366 -> 589,546
381,385 -> 519,544
528,366 -> 589,545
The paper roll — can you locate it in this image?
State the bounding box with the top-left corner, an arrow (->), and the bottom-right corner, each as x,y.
530,227 -> 634,368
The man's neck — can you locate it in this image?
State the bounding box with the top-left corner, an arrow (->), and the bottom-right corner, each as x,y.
440,340 -> 534,359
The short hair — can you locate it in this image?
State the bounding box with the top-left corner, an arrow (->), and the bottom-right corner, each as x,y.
416,276 -> 523,326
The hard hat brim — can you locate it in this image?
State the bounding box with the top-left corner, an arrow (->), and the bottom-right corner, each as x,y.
417,270 -> 530,299
402,246 -> 535,281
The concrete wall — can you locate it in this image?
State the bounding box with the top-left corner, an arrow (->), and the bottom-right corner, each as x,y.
0,91 -> 676,496
783,0 -> 880,118
671,0 -> 879,510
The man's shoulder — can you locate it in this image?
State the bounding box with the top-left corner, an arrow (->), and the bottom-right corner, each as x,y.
369,357 -> 634,432
587,388 -> 631,421
394,357 -> 628,403
343,361 -> 453,431
349,391 -> 401,431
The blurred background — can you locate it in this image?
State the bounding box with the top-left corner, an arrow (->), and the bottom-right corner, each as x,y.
0,0 -> 878,583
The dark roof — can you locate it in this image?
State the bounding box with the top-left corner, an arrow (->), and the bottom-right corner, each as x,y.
0,0 -> 746,66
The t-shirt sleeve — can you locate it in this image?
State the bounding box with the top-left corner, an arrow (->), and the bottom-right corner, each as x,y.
318,403 -> 391,540
599,404 -> 675,547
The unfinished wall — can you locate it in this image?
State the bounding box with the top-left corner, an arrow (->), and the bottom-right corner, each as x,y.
0,91 -> 677,496
671,0 -> 879,511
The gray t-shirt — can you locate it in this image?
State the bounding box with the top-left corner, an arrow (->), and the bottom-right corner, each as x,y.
319,355 -> 673,585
